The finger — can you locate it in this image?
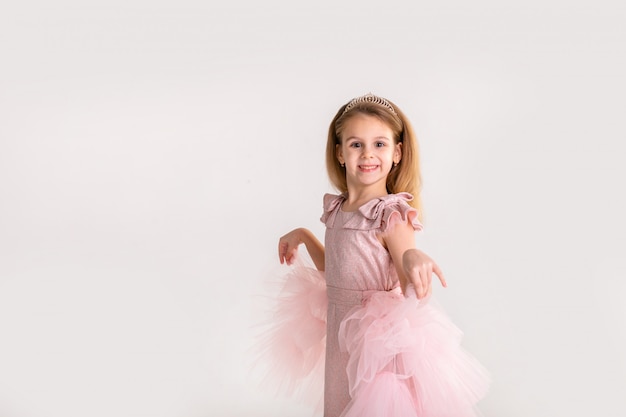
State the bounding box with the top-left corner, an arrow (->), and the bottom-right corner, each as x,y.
420,267 -> 430,298
280,244 -> 292,265
433,263 -> 447,287
286,251 -> 295,266
425,267 -> 433,296
414,274 -> 425,299
278,242 -> 285,264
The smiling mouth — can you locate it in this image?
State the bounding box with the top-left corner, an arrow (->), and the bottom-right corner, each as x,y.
358,165 -> 379,172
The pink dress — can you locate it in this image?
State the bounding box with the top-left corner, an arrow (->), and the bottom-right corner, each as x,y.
255,193 -> 490,417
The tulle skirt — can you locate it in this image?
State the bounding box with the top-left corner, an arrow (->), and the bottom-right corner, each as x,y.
253,260 -> 490,417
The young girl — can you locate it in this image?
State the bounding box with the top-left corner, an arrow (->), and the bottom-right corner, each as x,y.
258,93 -> 489,417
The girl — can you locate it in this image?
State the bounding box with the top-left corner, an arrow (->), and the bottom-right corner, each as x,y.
259,93 -> 489,417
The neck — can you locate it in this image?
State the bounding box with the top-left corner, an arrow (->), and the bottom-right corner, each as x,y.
342,184 -> 389,211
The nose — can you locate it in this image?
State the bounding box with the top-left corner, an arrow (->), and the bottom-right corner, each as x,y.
361,144 -> 374,158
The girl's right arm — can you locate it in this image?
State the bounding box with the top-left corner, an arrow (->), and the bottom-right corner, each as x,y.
278,228 -> 325,271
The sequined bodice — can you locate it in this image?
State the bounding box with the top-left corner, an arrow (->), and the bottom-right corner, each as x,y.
320,193 -> 422,292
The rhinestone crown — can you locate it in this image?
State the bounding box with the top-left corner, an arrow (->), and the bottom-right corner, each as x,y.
343,93 -> 397,116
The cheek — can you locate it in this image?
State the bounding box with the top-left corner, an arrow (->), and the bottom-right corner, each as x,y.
345,148 -> 359,158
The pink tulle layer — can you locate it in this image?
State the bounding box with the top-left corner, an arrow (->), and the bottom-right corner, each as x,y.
253,260 -> 327,413
338,285 -> 490,417
254,262 -> 490,417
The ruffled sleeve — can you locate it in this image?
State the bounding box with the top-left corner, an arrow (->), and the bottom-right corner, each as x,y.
320,193 -> 346,227
356,192 -> 422,233
380,193 -> 422,233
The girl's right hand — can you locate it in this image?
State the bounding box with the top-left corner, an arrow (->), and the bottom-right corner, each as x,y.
278,228 -> 304,265
402,248 -> 447,299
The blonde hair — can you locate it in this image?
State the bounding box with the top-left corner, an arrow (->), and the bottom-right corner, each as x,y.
325,95 -> 423,214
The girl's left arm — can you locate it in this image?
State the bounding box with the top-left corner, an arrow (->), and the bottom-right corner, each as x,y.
383,221 -> 447,299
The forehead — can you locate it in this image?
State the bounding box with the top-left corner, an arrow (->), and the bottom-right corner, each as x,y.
340,113 -> 394,140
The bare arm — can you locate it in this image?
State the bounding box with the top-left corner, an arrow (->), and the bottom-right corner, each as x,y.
383,221 -> 446,298
278,227 -> 325,271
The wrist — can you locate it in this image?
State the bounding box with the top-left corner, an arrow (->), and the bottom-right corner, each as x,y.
296,227 -> 309,245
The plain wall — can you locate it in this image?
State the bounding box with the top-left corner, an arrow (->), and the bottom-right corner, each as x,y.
1,1 -> 625,416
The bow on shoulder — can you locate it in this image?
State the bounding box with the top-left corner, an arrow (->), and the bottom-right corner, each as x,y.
321,193 -> 415,231
357,193 -> 414,220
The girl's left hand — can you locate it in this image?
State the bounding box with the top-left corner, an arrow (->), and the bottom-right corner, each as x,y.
402,248 -> 447,299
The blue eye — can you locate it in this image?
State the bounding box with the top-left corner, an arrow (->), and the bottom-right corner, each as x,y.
375,142 -> 385,147
350,142 -> 362,148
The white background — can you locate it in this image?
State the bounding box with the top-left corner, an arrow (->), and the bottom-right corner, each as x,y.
1,1 -> 625,416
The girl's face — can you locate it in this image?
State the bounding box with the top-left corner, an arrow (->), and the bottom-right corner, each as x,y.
336,113 -> 401,194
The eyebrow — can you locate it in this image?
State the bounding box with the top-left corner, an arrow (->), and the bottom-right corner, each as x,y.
344,136 -> 392,141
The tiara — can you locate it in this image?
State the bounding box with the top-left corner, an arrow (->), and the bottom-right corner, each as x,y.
342,93 -> 397,116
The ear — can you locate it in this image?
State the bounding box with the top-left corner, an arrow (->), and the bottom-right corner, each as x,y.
394,142 -> 402,164
336,143 -> 344,165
